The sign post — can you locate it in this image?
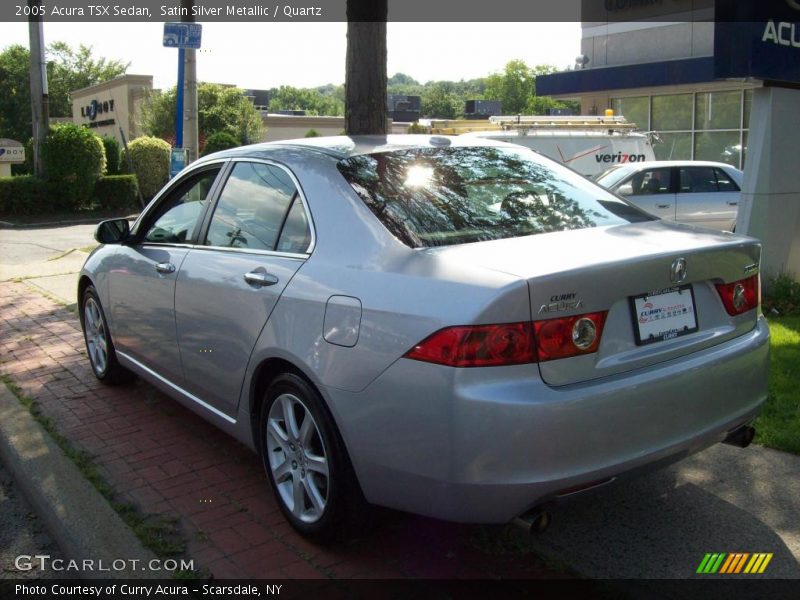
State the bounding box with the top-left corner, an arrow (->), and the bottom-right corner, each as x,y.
163,22 -> 202,166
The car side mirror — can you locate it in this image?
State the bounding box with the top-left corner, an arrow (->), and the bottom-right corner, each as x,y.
95,218 -> 130,244
617,184 -> 633,197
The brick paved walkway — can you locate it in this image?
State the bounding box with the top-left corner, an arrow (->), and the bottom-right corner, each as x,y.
0,281 -> 558,580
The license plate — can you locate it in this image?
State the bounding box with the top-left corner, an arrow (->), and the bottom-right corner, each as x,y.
630,285 -> 698,346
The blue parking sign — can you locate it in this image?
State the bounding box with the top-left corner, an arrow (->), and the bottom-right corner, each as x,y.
163,22 -> 202,49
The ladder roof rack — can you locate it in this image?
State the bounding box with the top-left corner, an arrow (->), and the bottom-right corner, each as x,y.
427,115 -> 639,135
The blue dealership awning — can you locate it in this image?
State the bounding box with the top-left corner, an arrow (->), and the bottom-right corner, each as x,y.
536,57 -> 717,97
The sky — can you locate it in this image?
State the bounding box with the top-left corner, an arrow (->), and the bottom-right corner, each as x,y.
3,21 -> 581,90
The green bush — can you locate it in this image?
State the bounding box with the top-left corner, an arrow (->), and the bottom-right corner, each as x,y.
123,136 -> 170,200
304,129 -> 321,138
406,123 -> 429,134
201,131 -> 239,157
42,123 -> 106,210
764,273 -> 800,316
0,176 -> 52,215
102,136 -> 122,175
94,175 -> 139,211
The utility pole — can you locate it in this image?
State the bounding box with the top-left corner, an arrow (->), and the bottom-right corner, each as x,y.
181,0 -> 199,163
28,0 -> 49,177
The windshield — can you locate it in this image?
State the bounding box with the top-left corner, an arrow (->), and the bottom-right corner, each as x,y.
595,165 -> 633,188
337,146 -> 652,248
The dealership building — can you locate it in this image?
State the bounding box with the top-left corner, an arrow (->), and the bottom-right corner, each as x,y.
538,0 -> 800,277
71,74 -> 153,144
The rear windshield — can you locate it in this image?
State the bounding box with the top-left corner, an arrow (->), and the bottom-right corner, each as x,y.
337,146 -> 652,248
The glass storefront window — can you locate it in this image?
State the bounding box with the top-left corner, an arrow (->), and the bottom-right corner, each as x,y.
651,94 -> 692,131
695,91 -> 741,130
653,132 -> 692,160
611,96 -> 649,130
741,130 -> 749,169
694,131 -> 741,166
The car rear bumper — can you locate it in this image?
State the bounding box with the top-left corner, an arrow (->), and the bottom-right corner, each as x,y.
325,316 -> 769,523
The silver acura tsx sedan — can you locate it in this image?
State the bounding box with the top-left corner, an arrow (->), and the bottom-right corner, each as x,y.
80,135 -> 769,539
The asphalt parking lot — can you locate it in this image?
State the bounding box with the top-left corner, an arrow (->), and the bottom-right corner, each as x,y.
1,223 -> 799,582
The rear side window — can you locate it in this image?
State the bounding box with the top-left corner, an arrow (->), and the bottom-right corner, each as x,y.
679,167 -> 719,193
337,146 -> 651,248
626,167 -> 672,195
205,162 -> 311,253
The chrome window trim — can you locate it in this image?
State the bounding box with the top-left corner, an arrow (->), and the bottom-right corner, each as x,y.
203,157 -> 317,256
138,242 -> 309,261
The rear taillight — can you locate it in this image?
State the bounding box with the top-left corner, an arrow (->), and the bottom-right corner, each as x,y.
405,311 -> 608,367
404,322 -> 535,367
715,274 -> 760,316
534,312 -> 608,362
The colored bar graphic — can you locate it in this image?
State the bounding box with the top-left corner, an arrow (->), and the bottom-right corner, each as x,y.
733,553 -> 750,573
698,552 -> 773,575
719,554 -> 735,573
724,553 -> 747,573
759,554 -> 773,573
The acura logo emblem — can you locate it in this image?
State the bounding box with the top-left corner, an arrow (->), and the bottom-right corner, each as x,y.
670,258 -> 687,283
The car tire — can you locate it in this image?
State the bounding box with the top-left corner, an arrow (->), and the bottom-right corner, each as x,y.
260,373 -> 365,541
81,285 -> 133,385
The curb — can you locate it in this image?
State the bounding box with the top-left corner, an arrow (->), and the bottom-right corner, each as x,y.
0,214 -> 139,230
0,383 -> 159,579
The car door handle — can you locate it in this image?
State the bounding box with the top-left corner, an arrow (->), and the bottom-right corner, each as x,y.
155,262 -> 176,274
244,271 -> 279,287
727,201 -> 738,206
656,203 -> 672,209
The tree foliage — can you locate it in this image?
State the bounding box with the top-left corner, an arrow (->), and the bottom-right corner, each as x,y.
268,85 -> 344,116
46,42 -> 129,118
384,61 -> 571,119
0,42 -> 128,142
482,61 -> 576,116
420,82 -> 461,119
141,82 -> 262,148
201,131 -> 239,157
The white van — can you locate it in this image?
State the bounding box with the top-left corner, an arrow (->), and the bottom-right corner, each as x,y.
429,115 -> 656,178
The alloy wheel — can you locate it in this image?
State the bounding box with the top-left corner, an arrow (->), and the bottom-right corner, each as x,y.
265,393 -> 330,523
84,297 -> 108,375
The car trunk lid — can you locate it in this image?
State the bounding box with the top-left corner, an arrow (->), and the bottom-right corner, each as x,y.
429,221 -> 761,386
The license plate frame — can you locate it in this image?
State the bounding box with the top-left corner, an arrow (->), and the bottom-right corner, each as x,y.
630,285 -> 699,346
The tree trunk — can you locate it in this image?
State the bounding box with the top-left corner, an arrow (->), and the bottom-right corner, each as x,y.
345,0 -> 387,135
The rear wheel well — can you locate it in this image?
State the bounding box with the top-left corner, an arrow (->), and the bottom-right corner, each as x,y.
250,358 -> 310,451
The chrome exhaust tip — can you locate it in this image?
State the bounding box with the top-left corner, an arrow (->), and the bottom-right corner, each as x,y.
512,508 -> 552,535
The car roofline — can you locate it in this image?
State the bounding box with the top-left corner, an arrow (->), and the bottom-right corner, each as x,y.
194,135 -> 523,164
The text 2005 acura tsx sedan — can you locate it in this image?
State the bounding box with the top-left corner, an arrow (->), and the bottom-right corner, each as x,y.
80,136 -> 769,539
